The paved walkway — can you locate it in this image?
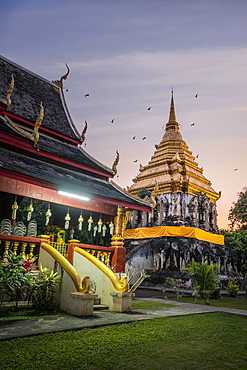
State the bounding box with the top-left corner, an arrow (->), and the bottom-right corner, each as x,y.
1,298 -> 246,341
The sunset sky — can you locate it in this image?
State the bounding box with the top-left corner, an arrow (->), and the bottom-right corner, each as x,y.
1,0 -> 246,229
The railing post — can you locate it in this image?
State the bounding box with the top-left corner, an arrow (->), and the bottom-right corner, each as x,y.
111,246 -> 126,273
110,206 -> 129,273
21,242 -> 27,259
12,242 -> 19,256
3,241 -> 10,261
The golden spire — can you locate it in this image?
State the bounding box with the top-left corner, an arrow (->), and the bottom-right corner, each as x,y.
168,88 -> 176,123
165,88 -> 179,132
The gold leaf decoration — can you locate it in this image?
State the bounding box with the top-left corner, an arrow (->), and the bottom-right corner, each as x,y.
112,150 -> 119,176
0,73 -> 14,110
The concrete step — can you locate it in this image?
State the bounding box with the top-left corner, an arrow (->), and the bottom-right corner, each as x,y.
93,297 -> 108,310
93,304 -> 109,311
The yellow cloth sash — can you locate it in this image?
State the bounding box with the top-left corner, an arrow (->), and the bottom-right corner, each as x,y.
124,225 -> 224,245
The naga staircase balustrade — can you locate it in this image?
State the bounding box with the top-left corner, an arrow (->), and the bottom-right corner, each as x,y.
0,235 -> 126,272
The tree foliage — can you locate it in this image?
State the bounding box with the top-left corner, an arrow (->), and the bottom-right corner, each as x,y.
228,187 -> 247,230
222,187 -> 247,253
137,188 -> 151,199
221,228 -> 247,252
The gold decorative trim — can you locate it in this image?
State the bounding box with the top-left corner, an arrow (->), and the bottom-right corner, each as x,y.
41,242 -> 90,293
112,150 -> 119,176
74,247 -> 129,292
0,73 -> 14,111
4,101 -> 44,147
33,101 -> 44,147
122,210 -> 130,235
123,186 -> 151,205
52,63 -> 70,88
81,120 -> 87,143
52,63 -> 81,138
150,180 -> 159,209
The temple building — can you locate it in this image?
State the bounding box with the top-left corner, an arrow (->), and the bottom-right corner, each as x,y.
0,56 -> 245,299
124,92 -> 245,281
127,91 -> 220,231
0,55 -> 151,273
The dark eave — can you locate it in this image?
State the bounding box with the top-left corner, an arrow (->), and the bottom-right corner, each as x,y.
0,116 -> 114,178
0,148 -> 151,212
0,105 -> 80,145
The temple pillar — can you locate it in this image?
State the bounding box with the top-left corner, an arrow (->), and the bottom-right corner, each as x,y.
110,206 -> 129,272
158,200 -> 164,224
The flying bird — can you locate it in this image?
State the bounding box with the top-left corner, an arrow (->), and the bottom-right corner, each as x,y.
234,168 -> 238,171
142,137 -> 147,140
111,119 -> 115,124
191,123 -> 195,126
133,160 -> 138,163
66,88 -> 69,92
133,136 -> 136,140
85,94 -> 90,97
147,107 -> 151,110
195,94 -> 198,98
196,154 -> 199,158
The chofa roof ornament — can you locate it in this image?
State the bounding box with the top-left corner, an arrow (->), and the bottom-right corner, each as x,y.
4,101 -> 44,148
52,63 -> 81,139
112,150 -> 120,177
1,73 -> 44,147
0,73 -> 14,110
150,180 -> 159,209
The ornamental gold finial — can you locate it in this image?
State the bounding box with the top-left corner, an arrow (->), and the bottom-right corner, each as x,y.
139,163 -> 144,171
0,73 -> 14,110
52,63 -> 70,88
112,150 -> 119,176
33,101 -> 44,147
150,180 -> 159,209
51,63 -> 81,139
81,120 -> 88,143
122,210 -> 130,235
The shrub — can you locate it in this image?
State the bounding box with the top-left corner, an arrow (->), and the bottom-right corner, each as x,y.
159,277 -> 187,300
226,281 -> 239,297
31,263 -> 61,311
0,254 -> 61,312
183,259 -> 219,304
0,252 -> 35,310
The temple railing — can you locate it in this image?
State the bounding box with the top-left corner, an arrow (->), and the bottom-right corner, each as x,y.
0,235 -> 126,273
48,242 -> 113,268
67,243 -> 126,273
0,234 -> 42,261
50,241 -> 68,258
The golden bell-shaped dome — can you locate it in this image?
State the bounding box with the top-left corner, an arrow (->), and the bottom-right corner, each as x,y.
128,91 -> 220,204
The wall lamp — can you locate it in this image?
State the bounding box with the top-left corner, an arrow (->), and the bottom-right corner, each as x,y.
58,190 -> 90,201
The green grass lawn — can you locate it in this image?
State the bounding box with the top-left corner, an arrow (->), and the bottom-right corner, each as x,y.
0,312 -> 246,370
131,299 -> 175,310
167,294 -> 247,310
0,306 -> 65,321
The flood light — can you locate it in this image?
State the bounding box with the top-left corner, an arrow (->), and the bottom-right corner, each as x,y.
58,191 -> 89,201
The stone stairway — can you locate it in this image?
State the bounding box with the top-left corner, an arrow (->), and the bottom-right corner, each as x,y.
93,297 -> 109,311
